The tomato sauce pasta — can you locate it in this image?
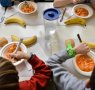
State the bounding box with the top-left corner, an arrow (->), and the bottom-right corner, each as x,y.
76,54 -> 94,72
75,8 -> 89,16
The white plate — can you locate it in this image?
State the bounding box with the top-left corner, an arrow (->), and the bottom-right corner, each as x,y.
17,1 -> 37,14
0,42 -> 27,66
73,51 -> 95,76
72,4 -> 93,18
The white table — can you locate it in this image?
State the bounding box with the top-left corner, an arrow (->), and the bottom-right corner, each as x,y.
0,2 -> 95,81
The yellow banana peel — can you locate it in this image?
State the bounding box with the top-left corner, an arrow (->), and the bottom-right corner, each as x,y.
64,17 -> 86,26
82,41 -> 95,49
11,35 -> 37,46
5,16 -> 26,27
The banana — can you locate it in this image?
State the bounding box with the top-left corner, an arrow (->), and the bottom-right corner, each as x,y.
64,17 -> 86,26
83,41 -> 95,48
23,36 -> 37,46
11,35 -> 37,46
4,16 -> 26,27
11,35 -> 19,41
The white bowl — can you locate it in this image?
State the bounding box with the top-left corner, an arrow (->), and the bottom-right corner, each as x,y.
0,42 -> 27,66
72,4 -> 93,18
17,1 -> 37,14
73,52 -> 95,76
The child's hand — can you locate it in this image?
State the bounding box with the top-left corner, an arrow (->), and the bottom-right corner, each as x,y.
74,43 -> 90,54
91,3 -> 95,10
65,39 -> 75,48
72,0 -> 80,4
9,51 -> 30,60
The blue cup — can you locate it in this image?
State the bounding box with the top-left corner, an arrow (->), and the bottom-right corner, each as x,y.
0,0 -> 14,7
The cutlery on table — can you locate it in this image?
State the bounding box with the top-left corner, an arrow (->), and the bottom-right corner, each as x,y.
66,14 -> 74,20
60,8 -> 66,22
0,7 -> 7,23
5,12 -> 18,19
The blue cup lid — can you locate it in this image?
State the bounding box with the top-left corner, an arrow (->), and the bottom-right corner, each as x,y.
43,8 -> 61,21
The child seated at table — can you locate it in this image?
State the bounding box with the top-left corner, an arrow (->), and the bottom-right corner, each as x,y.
0,51 -> 52,90
53,0 -> 95,10
47,42 -> 95,90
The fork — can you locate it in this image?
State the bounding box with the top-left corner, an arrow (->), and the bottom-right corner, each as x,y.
60,8 -> 66,22
24,0 -> 29,6
11,38 -> 23,63
0,7 -> 7,23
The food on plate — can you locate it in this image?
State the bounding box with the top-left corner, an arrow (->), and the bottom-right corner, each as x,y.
21,4 -> 34,13
4,43 -> 22,62
18,1 -> 37,14
4,16 -> 26,27
0,37 -> 8,47
65,39 -> 75,48
64,17 -> 86,26
75,8 -> 89,16
11,35 -> 37,46
82,41 -> 95,49
76,54 -> 94,72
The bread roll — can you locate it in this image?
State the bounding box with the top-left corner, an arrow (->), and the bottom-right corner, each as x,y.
0,37 -> 8,47
65,39 -> 75,48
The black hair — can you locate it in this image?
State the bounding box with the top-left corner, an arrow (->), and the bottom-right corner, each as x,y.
90,67 -> 95,90
0,57 -> 19,90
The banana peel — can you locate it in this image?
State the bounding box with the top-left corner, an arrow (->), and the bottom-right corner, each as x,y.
11,35 -> 37,46
4,16 -> 26,27
64,17 -> 86,26
82,41 -> 95,49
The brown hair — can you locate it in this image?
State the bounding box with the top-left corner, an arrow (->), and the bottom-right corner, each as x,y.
0,57 -> 19,90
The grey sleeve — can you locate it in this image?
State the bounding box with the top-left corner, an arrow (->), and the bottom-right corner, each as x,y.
47,50 -> 86,90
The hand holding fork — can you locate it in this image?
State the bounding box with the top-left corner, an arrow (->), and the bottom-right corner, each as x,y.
11,38 -> 23,63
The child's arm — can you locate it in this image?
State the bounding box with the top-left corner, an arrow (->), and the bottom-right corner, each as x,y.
72,0 -> 85,4
19,55 -> 52,90
10,52 -> 52,90
90,0 -> 95,10
53,0 -> 85,8
47,50 -> 86,90
47,43 -> 90,90
53,0 -> 72,8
